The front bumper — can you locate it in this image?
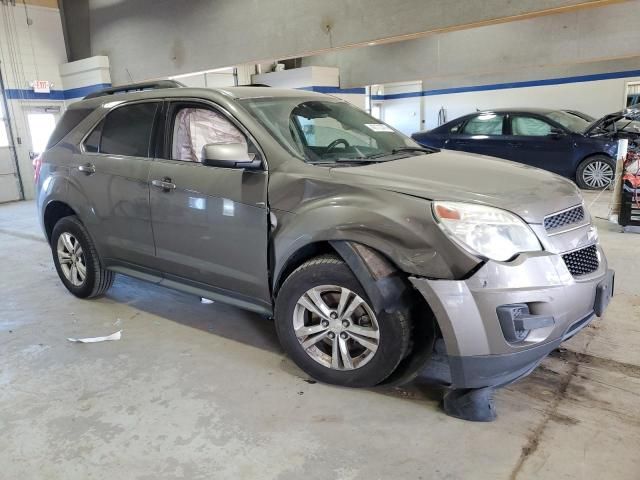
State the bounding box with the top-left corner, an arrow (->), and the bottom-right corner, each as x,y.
410,246 -> 613,389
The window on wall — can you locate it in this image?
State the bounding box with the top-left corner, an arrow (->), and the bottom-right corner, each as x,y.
0,119 -> 8,147
0,99 -> 9,147
27,113 -> 57,154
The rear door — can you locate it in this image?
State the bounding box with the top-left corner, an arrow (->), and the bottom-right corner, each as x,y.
446,113 -> 509,158
70,101 -> 159,267
147,99 -> 270,307
505,114 -> 574,175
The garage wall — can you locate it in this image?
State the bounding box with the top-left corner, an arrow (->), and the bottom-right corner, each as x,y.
65,0 -> 617,84
378,72 -> 640,133
0,2 -> 68,201
301,0 -> 640,132
380,82 -> 423,135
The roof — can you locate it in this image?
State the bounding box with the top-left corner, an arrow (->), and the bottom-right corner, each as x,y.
472,107 -> 558,114
70,84 -> 327,111
216,86 -> 325,99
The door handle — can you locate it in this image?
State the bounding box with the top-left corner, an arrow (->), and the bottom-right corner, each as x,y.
151,177 -> 176,191
77,163 -> 96,175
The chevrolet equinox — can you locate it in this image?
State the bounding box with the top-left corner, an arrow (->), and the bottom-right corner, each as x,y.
36,81 -> 614,418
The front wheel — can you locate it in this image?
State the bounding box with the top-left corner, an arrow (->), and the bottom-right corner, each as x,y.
576,155 -> 615,190
274,255 -> 411,387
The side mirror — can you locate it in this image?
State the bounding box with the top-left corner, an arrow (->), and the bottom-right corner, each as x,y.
201,143 -> 260,169
549,127 -> 566,138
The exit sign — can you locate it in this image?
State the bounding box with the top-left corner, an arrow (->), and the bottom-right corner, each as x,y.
32,80 -> 51,94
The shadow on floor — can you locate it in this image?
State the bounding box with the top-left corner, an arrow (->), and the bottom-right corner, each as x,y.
101,274 -> 446,407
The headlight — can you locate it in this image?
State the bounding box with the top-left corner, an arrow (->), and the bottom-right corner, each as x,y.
432,201 -> 542,261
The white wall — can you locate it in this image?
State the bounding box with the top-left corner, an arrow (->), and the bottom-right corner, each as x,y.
0,3 -> 67,201
170,67 -> 236,89
252,66 -> 366,108
381,82 -> 422,135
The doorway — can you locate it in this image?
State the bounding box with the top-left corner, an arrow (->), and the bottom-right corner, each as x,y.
25,106 -> 60,157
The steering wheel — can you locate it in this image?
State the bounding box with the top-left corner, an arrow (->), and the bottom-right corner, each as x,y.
325,138 -> 350,154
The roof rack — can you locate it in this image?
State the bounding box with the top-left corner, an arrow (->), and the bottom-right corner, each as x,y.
83,79 -> 185,99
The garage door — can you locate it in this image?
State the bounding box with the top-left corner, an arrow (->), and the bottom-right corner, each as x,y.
0,117 -> 22,203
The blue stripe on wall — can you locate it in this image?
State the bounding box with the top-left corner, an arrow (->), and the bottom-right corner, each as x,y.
298,86 -> 366,95
4,83 -> 112,101
377,68 -> 640,100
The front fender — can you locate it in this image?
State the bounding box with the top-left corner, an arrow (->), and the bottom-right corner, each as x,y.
271,185 -> 480,286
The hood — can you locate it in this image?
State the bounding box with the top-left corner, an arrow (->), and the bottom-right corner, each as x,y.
329,150 -> 582,224
584,106 -> 640,136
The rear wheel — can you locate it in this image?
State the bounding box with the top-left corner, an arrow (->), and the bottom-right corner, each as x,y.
275,255 -> 411,387
576,155 -> 615,190
51,216 -> 114,298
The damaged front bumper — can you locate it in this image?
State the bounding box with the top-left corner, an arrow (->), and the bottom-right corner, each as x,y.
410,246 -> 614,389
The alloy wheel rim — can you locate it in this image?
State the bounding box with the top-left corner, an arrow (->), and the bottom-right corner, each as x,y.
57,233 -> 87,287
293,285 -> 379,370
583,161 -> 614,188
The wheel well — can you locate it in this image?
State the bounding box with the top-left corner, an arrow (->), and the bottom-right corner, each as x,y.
273,241 -> 336,295
580,152 -> 615,165
275,240 -> 440,384
44,201 -> 76,243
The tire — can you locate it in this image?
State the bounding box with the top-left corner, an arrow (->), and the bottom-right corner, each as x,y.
576,155 -> 615,190
51,215 -> 114,298
274,254 -> 411,388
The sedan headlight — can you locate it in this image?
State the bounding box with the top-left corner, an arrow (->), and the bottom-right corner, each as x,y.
432,201 -> 542,262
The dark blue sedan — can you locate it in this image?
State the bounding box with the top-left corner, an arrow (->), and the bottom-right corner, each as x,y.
411,108 -> 618,189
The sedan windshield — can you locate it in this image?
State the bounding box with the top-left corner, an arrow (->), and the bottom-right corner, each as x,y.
239,97 -> 425,163
544,110 -> 591,133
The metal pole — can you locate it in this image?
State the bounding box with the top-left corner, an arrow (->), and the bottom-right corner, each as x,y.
0,61 -> 25,201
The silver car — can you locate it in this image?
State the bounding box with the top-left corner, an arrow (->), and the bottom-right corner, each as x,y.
36,81 -> 614,419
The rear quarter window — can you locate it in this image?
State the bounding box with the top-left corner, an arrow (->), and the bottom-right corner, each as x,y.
45,108 -> 94,150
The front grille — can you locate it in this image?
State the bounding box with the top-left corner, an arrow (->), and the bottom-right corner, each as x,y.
544,205 -> 585,231
562,245 -> 599,277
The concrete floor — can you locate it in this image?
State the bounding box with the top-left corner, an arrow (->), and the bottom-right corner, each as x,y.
1,191 -> 639,479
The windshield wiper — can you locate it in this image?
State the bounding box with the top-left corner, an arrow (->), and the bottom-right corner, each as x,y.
363,146 -> 439,160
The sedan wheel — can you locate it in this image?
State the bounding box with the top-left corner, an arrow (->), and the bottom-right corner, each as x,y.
293,285 -> 380,371
577,156 -> 615,190
582,161 -> 614,189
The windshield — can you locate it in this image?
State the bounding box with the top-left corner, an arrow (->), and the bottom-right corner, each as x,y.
238,97 -> 422,163
544,110 -> 591,133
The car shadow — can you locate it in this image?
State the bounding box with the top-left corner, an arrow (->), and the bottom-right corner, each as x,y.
105,274 -> 446,407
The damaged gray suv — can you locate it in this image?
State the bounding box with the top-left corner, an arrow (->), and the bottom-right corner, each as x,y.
36,81 -> 614,419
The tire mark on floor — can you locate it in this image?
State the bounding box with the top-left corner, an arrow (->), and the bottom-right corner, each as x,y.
509,335 -> 595,480
0,228 -> 45,243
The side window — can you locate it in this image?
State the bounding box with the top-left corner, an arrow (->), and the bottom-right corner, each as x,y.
100,103 -> 159,157
83,120 -> 103,153
511,116 -> 552,136
171,107 -> 246,163
449,122 -> 464,134
462,114 -> 505,136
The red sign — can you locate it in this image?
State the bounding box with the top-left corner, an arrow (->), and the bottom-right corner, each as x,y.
32,80 -> 51,94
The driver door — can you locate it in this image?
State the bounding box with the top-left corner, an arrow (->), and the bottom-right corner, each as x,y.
148,100 -> 271,309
